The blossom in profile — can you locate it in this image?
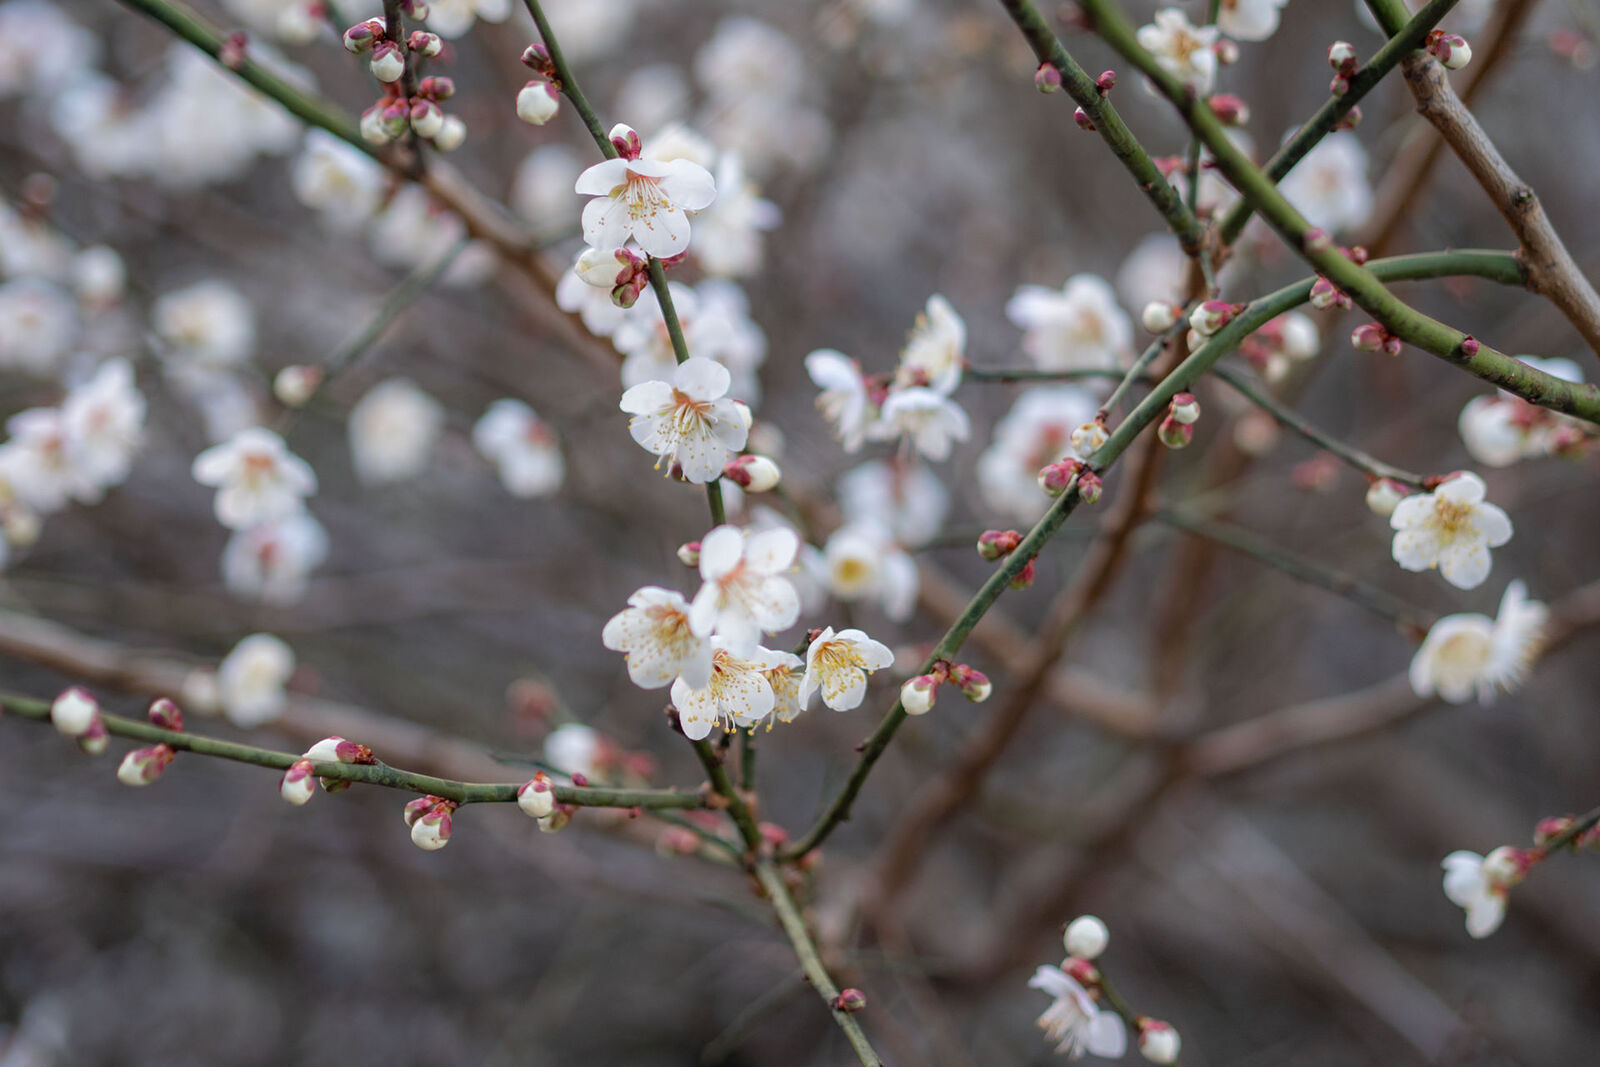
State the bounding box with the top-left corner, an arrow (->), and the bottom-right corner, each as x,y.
689,524 -> 801,656
473,399 -> 565,499
806,349 -> 875,452
895,294 -> 966,394
879,388 -> 970,462
669,638 -> 797,740
192,427 -> 317,530
1390,472 -> 1511,590
603,586 -> 713,690
1409,581 -> 1547,704
1027,965 -> 1127,1058
1136,9 -> 1220,94
217,632 -> 295,727
1006,274 -> 1131,374
575,123 -> 716,258
620,357 -> 750,483
545,723 -> 604,781
798,627 -> 894,712
60,358 -> 145,495
1441,846 -> 1535,938
221,512 -> 329,606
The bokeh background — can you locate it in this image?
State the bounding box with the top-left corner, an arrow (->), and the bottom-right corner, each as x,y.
2,0 -> 1598,1064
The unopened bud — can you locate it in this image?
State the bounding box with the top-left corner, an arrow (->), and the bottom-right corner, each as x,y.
1038,458 -> 1082,497
1073,107 -> 1096,131
1077,470 -> 1103,503
539,808 -> 571,832
517,775 -> 556,819
343,19 -> 383,53
948,664 -> 991,703
370,42 -> 404,83
280,760 -> 316,805
1141,301 -> 1179,333
1335,105 -> 1363,130
1158,414 -> 1193,449
575,245 -> 628,288
1189,300 -> 1236,337
360,107 -> 394,146
77,715 -> 109,756
1459,335 -> 1480,358
410,99 -> 444,139
1070,421 -> 1108,458
1429,30 -> 1472,70
433,115 -> 467,151
408,30 -> 442,57
1303,228 -> 1334,254
724,454 -> 781,492
1214,39 -> 1239,65
1328,40 -> 1358,75
976,529 -> 1022,561
1169,392 -> 1200,425
410,802 -> 453,850
1309,276 -> 1350,310
117,744 -> 175,786
51,687 -> 100,737
274,365 -> 322,408
1351,322 -> 1388,352
1534,815 -> 1576,846
609,123 -> 643,160
1095,70 -> 1116,94
1063,914 -> 1109,960
1035,63 -> 1063,93
900,674 -> 939,716
147,697 -> 183,732
1329,74 -> 1349,96
1365,478 -> 1407,516
1138,1019 -> 1182,1064
1207,93 -> 1249,125
302,735 -> 371,765
1009,557 -> 1037,590
520,43 -> 553,74
677,541 -> 701,567
517,81 -> 560,125
832,989 -> 867,1013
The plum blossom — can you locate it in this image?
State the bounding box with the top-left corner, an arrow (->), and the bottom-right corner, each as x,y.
473,399 -> 565,498
614,282 -> 767,404
0,0 -> 98,100
693,152 -> 781,278
423,0 -> 512,39
291,130 -> 386,232
689,524 -> 801,655
880,388 -> 970,462
1007,274 -> 1131,374
222,512 -> 329,606
669,638 -> 798,740
603,586 -> 713,690
217,633 -> 295,727
58,358 -> 145,495
806,349 -> 876,452
1217,0 -> 1289,41
895,294 -> 966,394
0,407 -> 94,513
1409,581 -> 1547,704
822,523 -> 919,622
798,627 -> 894,712
221,0 -> 323,43
1442,846 -> 1533,938
1116,233 -> 1186,312
153,280 -> 255,368
544,723 -> 604,780
576,124 -> 717,258
512,145 -> 584,232
1280,132 -> 1373,235
1390,472 -> 1512,590
557,261 -> 630,337
1137,9 -> 1219,95
0,279 -> 77,374
192,427 -> 317,530
836,459 -> 949,548
1458,357 -> 1587,466
620,357 -> 751,483
348,378 -> 445,487
1028,965 -> 1127,1058
978,386 -> 1102,521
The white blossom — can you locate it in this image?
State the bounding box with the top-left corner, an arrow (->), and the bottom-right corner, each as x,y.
370,186 -> 496,288
669,638 -> 797,740
473,399 -> 564,498
799,626 -> 894,712
153,280 -> 256,368
620,357 -> 750,483
217,632 -> 295,727
0,0 -> 97,99
1028,965 -> 1127,1058
1007,274 -> 1131,374
222,512 -> 329,606
806,349 -> 875,452
1116,233 -> 1186,312
1136,9 -> 1220,95
1280,132 -> 1373,235
689,524 -> 801,656
836,459 -> 949,548
59,357 -> 145,495
880,387 -> 970,462
348,378 -> 445,486
616,66 -> 692,135
544,722 -> 603,780
575,125 -> 717,258
1409,581 -> 1547,704
0,279 -> 78,374
822,522 -> 919,622
692,152 -> 781,277
221,0 -> 324,43
603,586 -> 713,690
615,282 -> 767,405
557,262 -> 630,337
1442,846 -> 1527,938
424,0 -> 511,38
1390,472 -> 1512,590
1217,0 -> 1289,42
512,145 -> 585,232
895,294 -> 966,394
0,407 -> 93,513
192,427 -> 317,530
292,130 -> 386,232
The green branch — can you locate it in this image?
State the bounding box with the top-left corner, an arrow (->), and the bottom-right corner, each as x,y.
1075,0 -> 1600,425
1,691 -> 705,809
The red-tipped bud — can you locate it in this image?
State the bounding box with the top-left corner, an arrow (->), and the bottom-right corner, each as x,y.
1328,40 -> 1358,75
832,989 -> 868,1013
280,760 -> 316,805
1303,228 -> 1335,254
948,664 -> 991,703
218,32 -> 248,71
977,529 -> 1023,561
517,81 -> 559,126
1309,276 -> 1351,311
1350,322 -> 1389,352
410,801 -> 454,850
117,744 -> 175,786
608,123 -> 642,160
343,19 -> 384,53
1077,470 -> 1103,503
370,41 -> 404,83
1009,557 -> 1037,590
1335,105 -> 1363,130
408,30 -> 442,57
1329,74 -> 1349,96
417,75 -> 454,100
1428,30 -> 1472,70
1062,956 -> 1099,986
520,43 -> 553,75
517,774 -> 556,819
1534,815 -> 1576,846
1073,107 -> 1096,131
1169,392 -> 1201,425
1207,93 -> 1249,125
1188,300 -> 1238,337
677,541 -> 701,567
147,697 -> 183,732
1137,1019 -> 1182,1064
723,454 -> 781,492
1459,335 -> 1480,357
77,715 -> 109,756
410,99 -> 444,139
1095,70 -> 1116,95
1035,63 -> 1063,93
1158,414 -> 1194,449
1214,39 -> 1238,65
1365,478 -> 1407,516
1038,458 -> 1083,497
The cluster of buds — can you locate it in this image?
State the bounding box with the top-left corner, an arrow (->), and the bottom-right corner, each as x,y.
721,453 -> 782,492
574,244 -> 650,307
405,794 -> 458,850
517,43 -> 562,126
1207,93 -> 1249,126
1328,39 -> 1359,95
899,660 -> 991,716
1426,29 -> 1473,70
361,75 -> 462,150
976,528 -> 1023,561
50,687 -> 108,755
1158,392 -> 1200,449
298,734 -> 376,796
1037,457 -> 1102,503
1040,915 -> 1182,1063
1351,321 -> 1402,356
118,698 -> 186,785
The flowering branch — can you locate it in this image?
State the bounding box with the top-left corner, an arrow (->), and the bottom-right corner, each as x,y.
1074,0 -> 1600,425
1215,0 -> 1463,248
994,0 -> 1206,256
1207,362 -> 1427,488
0,690 -> 705,809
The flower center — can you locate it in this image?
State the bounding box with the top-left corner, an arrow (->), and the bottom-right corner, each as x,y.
1431,497 -> 1475,538
620,171 -> 668,222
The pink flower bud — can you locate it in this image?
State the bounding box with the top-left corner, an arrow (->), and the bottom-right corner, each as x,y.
1188,300 -> 1236,337
900,674 -> 939,716
1034,63 -> 1063,93
1292,453 -> 1339,493
1214,39 -> 1239,65
403,794 -> 436,827
1073,107 -> 1096,132
274,365 -> 322,408
1062,957 -> 1099,985
117,744 -> 175,786
1308,276 -> 1350,311
343,19 -> 382,53
1169,392 -> 1200,425
1429,30 -> 1472,70
410,802 -> 453,850
1335,105 -> 1363,131
516,81 -> 559,126
1095,70 -> 1116,95
1158,414 -> 1193,449
977,529 -> 1022,561
401,0 -> 429,19
1141,301 -> 1179,333
831,989 -> 867,1013
1482,845 -> 1538,887
521,43 -> 553,75
1137,1019 -> 1182,1064
408,30 -> 442,57
147,697 -> 183,732
1303,228 -> 1335,254
1329,74 -> 1349,96
1038,458 -> 1083,497
1077,470 -> 1103,503
370,42 -> 404,83
417,75 -> 454,100
302,736 -> 372,765
1459,335 -> 1480,357
948,664 -> 991,703
609,123 -> 642,160
1365,478 -> 1407,516
723,454 -> 781,492
517,775 -> 556,819
1328,41 -> 1358,75
410,99 -> 444,139
1009,557 -> 1037,590
51,687 -> 100,737
77,715 -> 109,756
280,760 -> 316,805
1534,815 -> 1576,846
538,807 -> 571,832
360,107 -> 394,146
1350,322 -> 1388,352
677,541 -> 701,567
1207,93 -> 1249,125
219,32 -> 248,71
